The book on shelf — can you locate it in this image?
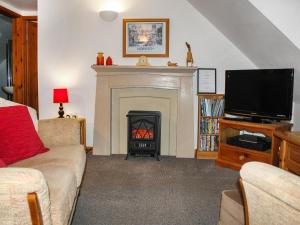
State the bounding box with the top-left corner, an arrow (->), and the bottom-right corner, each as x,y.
200,98 -> 224,117
199,135 -> 219,151
200,118 -> 220,134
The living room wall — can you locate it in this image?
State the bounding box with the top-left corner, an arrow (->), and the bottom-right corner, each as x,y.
38,0 -> 255,146
249,0 -> 300,130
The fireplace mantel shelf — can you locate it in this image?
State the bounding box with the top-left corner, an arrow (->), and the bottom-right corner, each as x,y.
91,65 -> 197,76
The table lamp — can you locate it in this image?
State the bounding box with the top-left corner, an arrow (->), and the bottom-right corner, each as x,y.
53,88 -> 69,118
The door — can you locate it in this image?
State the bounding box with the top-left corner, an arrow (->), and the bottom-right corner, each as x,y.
26,21 -> 38,111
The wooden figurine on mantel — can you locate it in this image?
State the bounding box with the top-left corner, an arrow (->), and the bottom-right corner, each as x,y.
186,42 -> 194,67
167,61 -> 178,67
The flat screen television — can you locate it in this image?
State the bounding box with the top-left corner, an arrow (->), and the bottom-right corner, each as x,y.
225,69 -> 294,122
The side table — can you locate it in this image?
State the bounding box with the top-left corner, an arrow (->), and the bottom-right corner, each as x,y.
274,130 -> 300,175
77,118 -> 92,153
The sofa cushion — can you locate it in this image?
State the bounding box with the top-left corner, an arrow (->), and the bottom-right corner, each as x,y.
38,118 -> 81,148
37,165 -> 77,225
0,97 -> 38,131
10,145 -> 86,187
0,159 -> 6,168
0,106 -> 48,165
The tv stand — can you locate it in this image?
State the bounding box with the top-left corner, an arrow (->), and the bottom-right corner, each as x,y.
216,119 -> 292,170
224,116 -> 272,124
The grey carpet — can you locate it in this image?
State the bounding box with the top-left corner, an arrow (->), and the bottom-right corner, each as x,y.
72,155 -> 239,225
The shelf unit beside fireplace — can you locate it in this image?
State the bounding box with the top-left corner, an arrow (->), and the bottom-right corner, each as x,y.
196,94 -> 225,159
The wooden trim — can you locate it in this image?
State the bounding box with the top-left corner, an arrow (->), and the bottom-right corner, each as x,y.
78,118 -> 86,148
23,16 -> 38,21
0,5 -> 21,18
280,140 -> 288,169
239,178 -> 249,225
85,146 -> 93,153
123,18 -> 170,57
274,130 -> 300,147
197,94 -> 224,98
195,150 -> 218,159
27,193 -> 43,225
12,17 -> 26,104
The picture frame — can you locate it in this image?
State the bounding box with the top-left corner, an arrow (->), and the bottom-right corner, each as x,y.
123,18 -> 170,57
197,68 -> 217,94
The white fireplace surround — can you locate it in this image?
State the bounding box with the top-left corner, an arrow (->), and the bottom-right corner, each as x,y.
92,65 -> 197,158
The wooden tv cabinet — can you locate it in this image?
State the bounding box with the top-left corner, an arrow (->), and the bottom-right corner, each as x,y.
216,119 -> 292,170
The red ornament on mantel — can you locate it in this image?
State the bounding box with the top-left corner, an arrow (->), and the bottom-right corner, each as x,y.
97,52 -> 104,65
106,56 -> 113,66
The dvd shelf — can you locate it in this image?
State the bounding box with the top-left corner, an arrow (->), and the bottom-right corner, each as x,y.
196,94 -> 225,159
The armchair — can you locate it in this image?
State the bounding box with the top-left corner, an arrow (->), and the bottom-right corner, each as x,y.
219,162 -> 300,225
240,162 -> 300,225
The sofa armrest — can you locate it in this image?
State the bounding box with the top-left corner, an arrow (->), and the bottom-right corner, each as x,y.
0,168 -> 52,225
38,118 -> 81,148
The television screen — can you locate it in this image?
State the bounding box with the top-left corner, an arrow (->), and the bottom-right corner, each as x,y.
225,69 -> 294,121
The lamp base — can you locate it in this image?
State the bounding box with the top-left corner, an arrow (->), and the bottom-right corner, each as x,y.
58,103 -> 65,118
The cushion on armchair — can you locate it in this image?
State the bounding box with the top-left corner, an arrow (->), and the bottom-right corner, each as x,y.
0,97 -> 38,131
0,159 -> 6,168
0,106 -> 48,165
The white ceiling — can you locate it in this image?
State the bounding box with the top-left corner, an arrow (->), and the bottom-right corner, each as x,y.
1,0 -> 37,11
187,0 -> 300,102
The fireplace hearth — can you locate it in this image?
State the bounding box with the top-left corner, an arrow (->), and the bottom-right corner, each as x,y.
126,111 -> 161,160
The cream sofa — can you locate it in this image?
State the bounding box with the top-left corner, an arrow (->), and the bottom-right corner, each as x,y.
0,98 -> 86,225
219,162 -> 300,225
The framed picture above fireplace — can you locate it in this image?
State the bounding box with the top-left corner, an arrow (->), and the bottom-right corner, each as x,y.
123,18 -> 170,57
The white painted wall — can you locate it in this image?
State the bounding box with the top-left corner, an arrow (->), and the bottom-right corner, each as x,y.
293,103 -> 300,131
249,0 -> 300,50
38,0 -> 255,147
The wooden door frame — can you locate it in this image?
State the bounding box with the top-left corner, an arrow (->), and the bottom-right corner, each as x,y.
24,18 -> 39,112
1,5 -> 37,105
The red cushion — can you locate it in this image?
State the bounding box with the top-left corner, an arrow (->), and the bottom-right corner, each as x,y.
0,159 -> 6,168
0,105 -> 48,165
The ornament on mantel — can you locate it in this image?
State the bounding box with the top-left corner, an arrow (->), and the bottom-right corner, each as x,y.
97,52 -> 104,65
136,56 -> 150,66
106,56 -> 113,66
167,61 -> 178,67
185,42 -> 194,67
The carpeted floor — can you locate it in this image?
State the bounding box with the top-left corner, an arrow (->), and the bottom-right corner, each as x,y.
72,155 -> 239,225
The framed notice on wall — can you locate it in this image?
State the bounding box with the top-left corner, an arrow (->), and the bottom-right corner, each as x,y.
197,68 -> 217,94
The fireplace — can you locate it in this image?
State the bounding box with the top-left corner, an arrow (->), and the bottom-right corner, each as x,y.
92,66 -> 197,158
126,111 -> 161,160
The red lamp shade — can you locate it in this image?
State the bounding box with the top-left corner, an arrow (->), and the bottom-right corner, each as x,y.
53,88 -> 69,103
